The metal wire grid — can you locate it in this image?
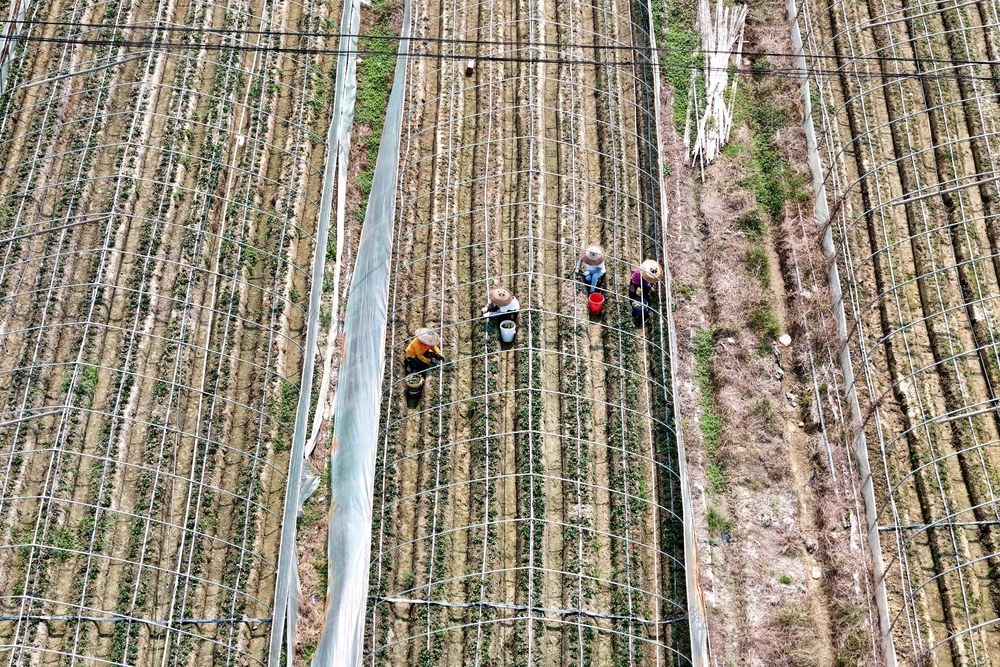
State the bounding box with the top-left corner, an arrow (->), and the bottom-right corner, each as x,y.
367,0 -> 689,664
798,0 -> 1000,661
0,0 -> 331,663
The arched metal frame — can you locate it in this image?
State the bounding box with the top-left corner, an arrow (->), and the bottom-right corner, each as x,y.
365,0 -> 691,664
798,0 -> 1000,661
0,0 -> 333,663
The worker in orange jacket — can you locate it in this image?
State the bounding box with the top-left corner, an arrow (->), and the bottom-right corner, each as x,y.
404,327 -> 445,374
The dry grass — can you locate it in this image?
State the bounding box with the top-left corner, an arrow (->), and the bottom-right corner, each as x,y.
658,0 -> 881,663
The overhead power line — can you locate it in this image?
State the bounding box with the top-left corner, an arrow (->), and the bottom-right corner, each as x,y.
0,16 -> 997,68
0,18 -> 998,83
4,16 -> 1000,69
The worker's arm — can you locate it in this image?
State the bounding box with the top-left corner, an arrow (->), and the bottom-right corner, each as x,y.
425,347 -> 445,361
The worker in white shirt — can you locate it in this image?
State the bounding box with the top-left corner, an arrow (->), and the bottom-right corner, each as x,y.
481,285 -> 520,331
575,244 -> 606,294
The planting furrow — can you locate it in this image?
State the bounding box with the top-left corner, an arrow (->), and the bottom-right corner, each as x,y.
3,3 -> 155,661
800,0 -> 1000,659
367,0 -> 688,664
0,0 -> 334,662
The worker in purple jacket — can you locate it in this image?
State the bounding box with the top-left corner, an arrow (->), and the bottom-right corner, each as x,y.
629,259 -> 662,319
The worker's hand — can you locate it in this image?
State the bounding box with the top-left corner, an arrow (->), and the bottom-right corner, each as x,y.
481,305 -> 489,314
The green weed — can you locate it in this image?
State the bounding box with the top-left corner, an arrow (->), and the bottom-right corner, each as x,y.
777,604 -> 812,629
737,212 -> 766,238
355,23 -> 398,197
651,0 -> 705,130
78,365 -> 99,398
693,329 -> 726,492
274,380 -> 299,432
672,281 -> 697,300
706,508 -> 731,537
745,246 -> 770,288
47,526 -> 74,563
706,463 -> 725,494
748,301 -> 780,343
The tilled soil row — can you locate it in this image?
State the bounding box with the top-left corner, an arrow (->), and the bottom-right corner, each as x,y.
802,0 -> 1000,661
367,0 -> 687,665
0,0 -> 334,663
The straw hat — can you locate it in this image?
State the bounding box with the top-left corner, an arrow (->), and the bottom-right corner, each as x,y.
414,327 -> 440,346
488,286 -> 514,307
581,245 -> 606,266
640,259 -> 663,283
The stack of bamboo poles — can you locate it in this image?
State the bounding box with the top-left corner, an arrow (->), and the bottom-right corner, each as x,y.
685,0 -> 747,172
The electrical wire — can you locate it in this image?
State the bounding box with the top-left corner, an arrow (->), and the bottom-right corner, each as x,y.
0,16 -> 994,67
0,16 -> 997,70
0,17 -> 998,82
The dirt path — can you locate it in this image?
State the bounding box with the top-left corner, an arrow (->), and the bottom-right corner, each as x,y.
366,0 -> 688,664
656,0 -> 881,664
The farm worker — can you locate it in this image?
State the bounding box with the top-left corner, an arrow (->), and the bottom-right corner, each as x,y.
629,259 -> 662,318
481,285 -> 520,329
575,244 -> 606,294
404,327 -> 445,374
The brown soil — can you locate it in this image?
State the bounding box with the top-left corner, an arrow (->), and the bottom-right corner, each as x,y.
363,0 -> 687,664
796,0 -> 1000,661
0,0 -> 334,662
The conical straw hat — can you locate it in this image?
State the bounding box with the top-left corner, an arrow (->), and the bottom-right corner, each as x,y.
582,245 -> 606,266
640,259 -> 663,283
415,327 -> 440,346
489,286 -> 513,307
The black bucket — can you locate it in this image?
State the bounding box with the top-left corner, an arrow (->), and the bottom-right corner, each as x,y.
404,373 -> 425,402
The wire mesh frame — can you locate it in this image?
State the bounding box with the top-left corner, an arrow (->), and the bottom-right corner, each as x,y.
0,0 -> 334,663
797,0 -> 1000,661
366,0 -> 690,665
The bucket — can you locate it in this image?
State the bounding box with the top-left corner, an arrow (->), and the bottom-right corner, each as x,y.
404,373 -> 425,397
588,292 -> 605,315
499,320 -> 517,343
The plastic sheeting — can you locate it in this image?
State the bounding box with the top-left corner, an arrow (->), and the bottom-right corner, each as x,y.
0,0 -> 30,95
311,1 -> 412,663
644,3 -> 710,663
786,2 -> 897,664
299,0 -> 362,515
266,0 -> 363,661
305,0 -> 362,465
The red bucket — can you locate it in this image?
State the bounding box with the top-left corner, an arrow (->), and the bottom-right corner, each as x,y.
588,292 -> 605,315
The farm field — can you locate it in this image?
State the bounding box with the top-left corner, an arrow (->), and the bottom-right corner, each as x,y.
800,0 -> 1000,661
4,0 -> 1000,662
0,0 -> 334,663
364,0 -> 690,664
